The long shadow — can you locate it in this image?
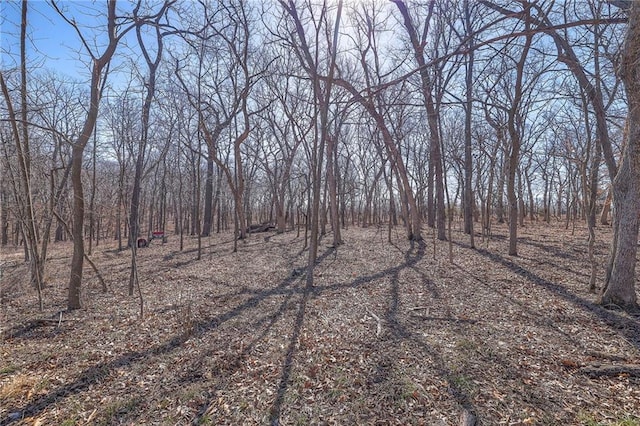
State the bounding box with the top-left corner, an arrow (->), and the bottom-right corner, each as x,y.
268,276 -> 312,426
1,239 -> 483,424
517,255 -> 591,280
0,235 -> 524,424
191,275 -> 302,423
475,248 -> 640,350
452,238 -> 590,281
2,320 -> 44,340
0,332 -> 189,426
383,240 -> 479,418
266,239 -> 454,425
0,246 -> 337,425
518,236 -> 578,261
454,263 -> 581,346
0,267 -> 300,423
267,247 -> 339,426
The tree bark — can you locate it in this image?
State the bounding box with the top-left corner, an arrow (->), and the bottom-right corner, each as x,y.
463,0 -> 475,247
202,156 -> 215,237
506,29 -> 533,256
53,0 -> 140,309
326,134 -> 342,246
600,188 -> 611,225
1,187 -> 8,246
600,2 -> 640,309
392,0 -> 443,240
601,2 -> 640,310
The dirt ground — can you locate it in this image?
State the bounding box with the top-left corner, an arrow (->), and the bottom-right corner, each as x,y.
1,221 -> 639,425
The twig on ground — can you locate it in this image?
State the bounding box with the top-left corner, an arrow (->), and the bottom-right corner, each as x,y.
84,408 -> 97,425
366,308 -> 382,337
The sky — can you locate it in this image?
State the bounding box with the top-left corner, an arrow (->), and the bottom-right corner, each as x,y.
0,0 -> 149,84
1,1 -> 95,80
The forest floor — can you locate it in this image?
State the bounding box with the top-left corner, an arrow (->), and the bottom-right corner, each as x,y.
1,221 -> 640,425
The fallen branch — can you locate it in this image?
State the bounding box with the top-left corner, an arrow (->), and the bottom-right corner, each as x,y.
84,408 -> 97,425
366,308 -> 382,337
585,350 -> 628,362
580,363 -> 640,378
83,253 -> 108,293
410,314 -> 478,324
246,222 -> 275,233
459,409 -> 477,426
54,210 -> 108,292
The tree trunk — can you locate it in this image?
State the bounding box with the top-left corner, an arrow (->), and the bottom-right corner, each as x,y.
88,127 -> 97,256
392,0 -> 441,240
463,0 -> 475,248
496,153 -> 506,224
61,0 -> 124,310
600,188 -> 611,225
1,187 -> 8,246
506,28 -> 532,256
601,3 -> 640,309
275,187 -> 286,233
427,153 -> 435,228
327,134 -> 342,246
517,168 -> 525,227
202,155 -> 215,236
68,144 -> 85,310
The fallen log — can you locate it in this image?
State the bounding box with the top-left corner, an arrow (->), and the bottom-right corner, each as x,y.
246,222 -> 276,233
580,363 -> 640,378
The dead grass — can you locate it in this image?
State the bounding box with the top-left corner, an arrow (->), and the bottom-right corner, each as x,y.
1,221 -> 639,425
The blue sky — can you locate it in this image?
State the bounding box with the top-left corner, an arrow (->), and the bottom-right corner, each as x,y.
1,1 -> 146,83
1,1 -> 93,79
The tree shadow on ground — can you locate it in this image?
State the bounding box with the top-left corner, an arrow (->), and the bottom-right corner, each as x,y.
0,246 -> 334,425
518,237 -> 577,260
2,238 -> 487,424
267,270 -> 312,426
382,240 -> 479,418
475,248 -> 640,350
267,239 -> 480,422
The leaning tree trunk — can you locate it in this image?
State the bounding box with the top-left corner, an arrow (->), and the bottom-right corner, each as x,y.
392,0 -> 442,240
63,0 -> 125,310
601,3 -> 640,309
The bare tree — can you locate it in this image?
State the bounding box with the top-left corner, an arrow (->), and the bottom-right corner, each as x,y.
336,2 -> 422,241
277,0 -> 345,281
0,0 -> 44,308
128,4 -> 169,301
174,0 -> 255,248
600,2 -> 640,309
462,0 -> 476,247
255,59 -> 311,234
505,27 -> 533,256
52,0 -> 170,310
391,0 -> 447,241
